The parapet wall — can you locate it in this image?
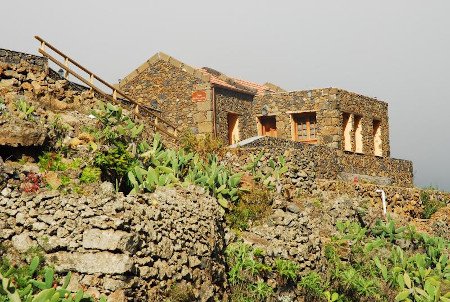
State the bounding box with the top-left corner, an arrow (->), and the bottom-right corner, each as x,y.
235,137 -> 413,187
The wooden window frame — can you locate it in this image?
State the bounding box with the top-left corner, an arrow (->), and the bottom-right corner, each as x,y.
257,115 -> 277,137
291,112 -> 317,144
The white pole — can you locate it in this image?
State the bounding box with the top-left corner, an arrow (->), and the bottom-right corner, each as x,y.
376,189 -> 387,216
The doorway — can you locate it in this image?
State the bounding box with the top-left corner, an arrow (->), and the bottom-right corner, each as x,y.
227,113 -> 240,145
259,116 -> 277,137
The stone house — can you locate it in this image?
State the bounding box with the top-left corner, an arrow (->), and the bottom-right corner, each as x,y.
118,52 -> 390,157
118,52 -> 414,187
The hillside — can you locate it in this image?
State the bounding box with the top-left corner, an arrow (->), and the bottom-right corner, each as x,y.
0,55 -> 449,302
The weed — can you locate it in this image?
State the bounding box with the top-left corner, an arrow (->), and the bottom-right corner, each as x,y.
15,98 -> 35,120
226,186 -> 272,230
38,152 -> 67,172
274,258 -> 299,282
79,167 -> 101,184
421,190 -> 445,219
180,131 -> 224,159
298,272 -> 325,299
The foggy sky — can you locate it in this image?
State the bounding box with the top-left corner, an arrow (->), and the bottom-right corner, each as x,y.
2,0 -> 449,191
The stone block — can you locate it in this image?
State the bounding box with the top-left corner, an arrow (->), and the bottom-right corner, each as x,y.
48,252 -> 133,274
197,122 -> 213,133
12,232 -> 35,253
82,229 -> 137,252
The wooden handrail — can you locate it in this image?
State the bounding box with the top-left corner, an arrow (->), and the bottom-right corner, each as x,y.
35,36 -> 178,139
39,49 -> 177,139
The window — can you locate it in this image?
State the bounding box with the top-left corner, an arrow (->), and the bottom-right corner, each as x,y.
354,115 -> 363,153
343,113 -> 352,151
292,112 -> 317,144
258,116 -> 277,137
373,119 -> 382,156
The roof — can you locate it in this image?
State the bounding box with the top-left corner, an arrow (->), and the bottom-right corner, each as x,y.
118,52 -> 282,96
200,67 -> 276,95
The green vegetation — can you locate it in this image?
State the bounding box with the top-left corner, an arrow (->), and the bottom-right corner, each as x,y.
0,257 -> 106,302
226,186 -> 272,230
225,217 -> 450,302
15,98 -> 35,121
421,190 -> 446,219
79,167 -> 101,184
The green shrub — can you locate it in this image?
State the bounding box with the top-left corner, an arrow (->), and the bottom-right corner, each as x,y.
0,256 -> 106,302
38,152 -> 67,171
274,258 -> 299,282
79,167 -> 101,184
226,186 -> 272,230
421,190 -> 445,219
298,272 -> 326,299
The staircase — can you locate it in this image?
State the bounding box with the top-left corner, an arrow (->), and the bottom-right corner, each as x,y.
35,36 -> 178,141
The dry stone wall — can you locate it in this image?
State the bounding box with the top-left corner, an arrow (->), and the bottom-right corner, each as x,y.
0,185 -> 228,301
233,136 -> 413,187
317,180 -> 450,218
0,49 -> 48,69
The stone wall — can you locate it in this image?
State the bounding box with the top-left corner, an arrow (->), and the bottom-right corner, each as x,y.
214,87 -> 256,144
253,88 -> 391,157
337,90 -> 391,157
253,89 -> 342,149
0,185 -> 227,301
234,136 -> 413,187
317,179 -> 450,218
0,49 -> 48,69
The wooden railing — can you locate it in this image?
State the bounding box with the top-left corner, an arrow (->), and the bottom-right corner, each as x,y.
35,36 -> 178,140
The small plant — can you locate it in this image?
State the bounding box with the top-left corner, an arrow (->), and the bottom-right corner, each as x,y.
79,167 -> 101,184
298,272 -> 325,299
0,97 -> 6,114
0,256 -> 106,302
38,152 -> 68,172
226,186 -> 272,230
274,258 -> 299,282
248,281 -> 273,300
15,98 -> 35,120
421,190 -> 445,219
180,131 -> 224,159
20,173 -> 42,193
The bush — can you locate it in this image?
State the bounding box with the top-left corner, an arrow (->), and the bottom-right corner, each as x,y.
421,190 -> 445,219
79,167 -> 101,184
226,186 -> 272,230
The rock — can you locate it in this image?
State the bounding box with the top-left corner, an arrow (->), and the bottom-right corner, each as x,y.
82,229 -> 138,253
48,252 -> 134,274
286,203 -> 301,214
31,81 -> 42,94
50,98 -> 68,111
21,82 -> 33,91
11,233 -> 35,253
0,78 -> 18,87
1,187 -> 11,197
107,290 -> 126,302
100,182 -> 115,196
43,171 -> 61,190
68,137 -> 82,148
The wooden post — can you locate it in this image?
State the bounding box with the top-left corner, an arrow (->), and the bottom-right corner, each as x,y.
64,58 -> 69,79
112,89 -> 117,100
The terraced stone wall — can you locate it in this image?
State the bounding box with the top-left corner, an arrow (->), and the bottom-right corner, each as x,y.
235,137 -> 413,187
0,185 -> 228,301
